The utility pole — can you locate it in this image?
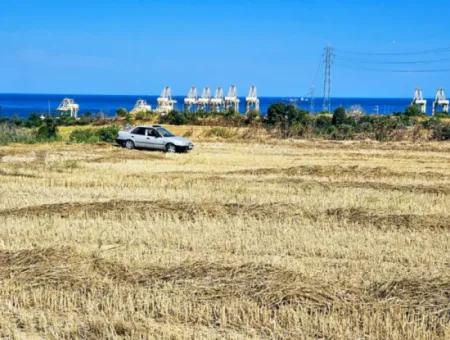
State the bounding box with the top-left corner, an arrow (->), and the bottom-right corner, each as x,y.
322,46 -> 334,113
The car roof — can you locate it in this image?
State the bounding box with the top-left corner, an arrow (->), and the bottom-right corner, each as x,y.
134,125 -> 161,129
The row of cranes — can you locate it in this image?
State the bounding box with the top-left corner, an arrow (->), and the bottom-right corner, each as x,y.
182,85 -> 260,114
412,88 -> 449,115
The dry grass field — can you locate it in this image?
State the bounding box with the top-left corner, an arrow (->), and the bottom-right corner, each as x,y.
0,130 -> 449,339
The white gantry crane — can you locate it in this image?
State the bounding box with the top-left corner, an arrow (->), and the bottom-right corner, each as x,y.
197,87 -> 211,112
432,88 -> 449,115
57,98 -> 79,118
184,86 -> 198,112
411,88 -> 427,114
156,86 -> 177,114
225,85 -> 240,112
210,87 -> 224,112
131,99 -> 151,114
246,85 -> 260,113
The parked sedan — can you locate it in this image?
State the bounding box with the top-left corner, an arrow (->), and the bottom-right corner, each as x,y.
116,125 -> 194,153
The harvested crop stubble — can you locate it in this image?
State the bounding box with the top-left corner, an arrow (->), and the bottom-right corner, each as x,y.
0,139 -> 449,339
0,199 -> 305,221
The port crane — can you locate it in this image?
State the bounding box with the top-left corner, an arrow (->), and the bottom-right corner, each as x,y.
245,85 -> 260,113
184,86 -> 198,112
210,87 -> 225,112
225,85 -> 240,112
57,98 -> 79,119
197,87 -> 211,112
432,88 -> 449,115
131,99 -> 151,114
156,86 -> 177,114
411,89 -> 427,114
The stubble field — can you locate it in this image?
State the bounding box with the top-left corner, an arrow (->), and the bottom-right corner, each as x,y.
0,133 -> 449,339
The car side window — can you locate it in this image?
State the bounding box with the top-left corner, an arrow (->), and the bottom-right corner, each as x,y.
132,127 -> 146,135
147,129 -> 160,137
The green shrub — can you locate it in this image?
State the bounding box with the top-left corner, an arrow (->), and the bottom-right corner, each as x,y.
332,107 -> 346,126
430,121 -> 450,140
36,117 -> 59,141
97,125 -> 120,142
160,111 -> 188,125
404,104 -> 424,117
116,108 -> 128,118
0,124 -> 35,145
69,129 -> 100,143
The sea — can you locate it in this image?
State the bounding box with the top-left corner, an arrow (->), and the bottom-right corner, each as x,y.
0,94 -> 433,119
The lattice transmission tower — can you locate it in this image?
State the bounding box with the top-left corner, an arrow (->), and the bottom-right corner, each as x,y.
322,46 -> 334,113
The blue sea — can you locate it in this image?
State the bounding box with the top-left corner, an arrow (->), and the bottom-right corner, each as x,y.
0,93 -> 432,118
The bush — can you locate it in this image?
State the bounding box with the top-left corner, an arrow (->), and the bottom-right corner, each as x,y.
332,107 -> 346,126
36,117 -> 59,141
0,124 -> 35,145
246,110 -> 260,124
116,108 -> 128,118
160,111 -> 188,125
69,125 -> 120,143
267,103 -> 303,125
430,121 -> 450,140
69,129 -> 100,143
404,104 -> 424,117
24,113 -> 44,128
97,125 -> 120,142
315,114 -> 332,129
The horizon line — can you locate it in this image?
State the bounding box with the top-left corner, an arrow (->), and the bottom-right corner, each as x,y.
0,92 -> 419,100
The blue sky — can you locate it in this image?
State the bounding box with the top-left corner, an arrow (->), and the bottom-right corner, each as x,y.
0,0 -> 449,97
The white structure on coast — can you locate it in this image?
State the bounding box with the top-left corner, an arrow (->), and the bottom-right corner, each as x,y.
184,86 -> 198,112
156,86 -> 177,114
224,85 -> 240,112
57,98 -> 79,118
210,87 -> 225,112
131,99 -> 151,114
411,89 -> 427,114
432,88 -> 449,115
197,87 -> 211,112
246,85 -> 260,113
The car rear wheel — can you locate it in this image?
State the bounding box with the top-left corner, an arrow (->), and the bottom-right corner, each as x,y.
165,143 -> 176,153
125,140 -> 135,150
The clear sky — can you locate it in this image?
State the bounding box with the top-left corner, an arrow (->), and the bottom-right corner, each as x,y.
0,0 -> 449,97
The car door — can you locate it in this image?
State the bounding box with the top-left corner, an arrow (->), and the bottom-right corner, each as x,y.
145,128 -> 165,150
129,127 -> 147,147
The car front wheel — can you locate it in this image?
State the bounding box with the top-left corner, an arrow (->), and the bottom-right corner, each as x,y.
165,143 -> 176,153
125,140 -> 135,150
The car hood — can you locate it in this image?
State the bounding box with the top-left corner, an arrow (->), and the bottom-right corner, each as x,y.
166,136 -> 192,145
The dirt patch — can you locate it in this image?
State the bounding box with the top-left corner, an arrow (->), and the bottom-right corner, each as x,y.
327,207 -> 450,229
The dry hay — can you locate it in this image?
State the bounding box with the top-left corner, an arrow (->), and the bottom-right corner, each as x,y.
226,164 -> 449,181
0,247 -> 343,309
369,277 -> 450,312
0,200 -> 304,221
327,207 -> 450,230
1,247 -> 448,318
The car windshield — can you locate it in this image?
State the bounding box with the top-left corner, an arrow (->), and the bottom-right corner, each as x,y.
156,127 -> 175,137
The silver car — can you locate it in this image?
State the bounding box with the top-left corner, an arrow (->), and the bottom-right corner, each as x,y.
116,125 -> 194,153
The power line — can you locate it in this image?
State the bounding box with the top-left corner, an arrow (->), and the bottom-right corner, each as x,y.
337,62 -> 450,73
335,46 -> 450,56
335,55 -> 450,65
